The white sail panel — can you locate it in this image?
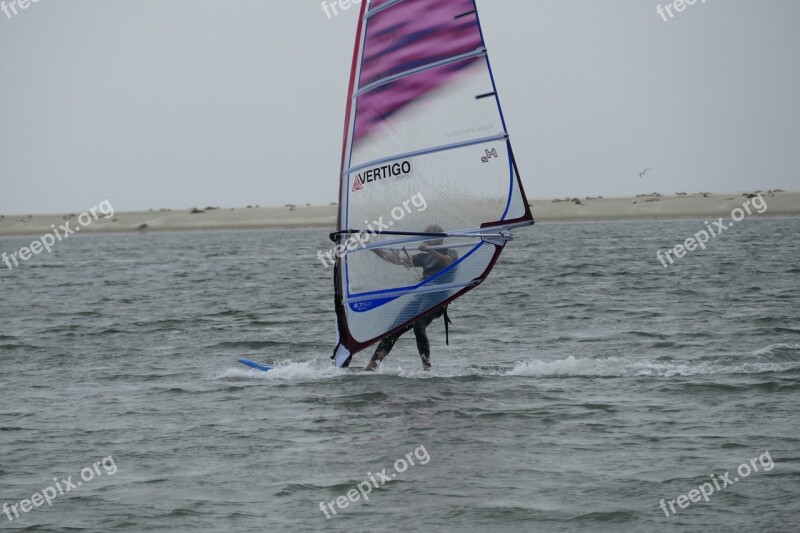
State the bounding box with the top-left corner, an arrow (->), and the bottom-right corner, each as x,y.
349,58 -> 505,169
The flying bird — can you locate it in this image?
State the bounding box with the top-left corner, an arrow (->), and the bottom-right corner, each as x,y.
639,168 -> 652,178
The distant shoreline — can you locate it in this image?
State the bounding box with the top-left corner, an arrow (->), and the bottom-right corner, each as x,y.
1,191 -> 797,237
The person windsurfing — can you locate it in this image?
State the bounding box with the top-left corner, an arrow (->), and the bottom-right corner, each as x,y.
364,224 -> 457,372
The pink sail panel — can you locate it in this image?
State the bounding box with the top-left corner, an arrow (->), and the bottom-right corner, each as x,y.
354,0 -> 483,142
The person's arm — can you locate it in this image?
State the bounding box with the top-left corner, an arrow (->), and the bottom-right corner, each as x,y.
418,244 -> 455,268
372,248 -> 411,266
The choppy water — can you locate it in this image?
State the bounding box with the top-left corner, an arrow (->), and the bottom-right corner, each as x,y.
1,218 -> 799,532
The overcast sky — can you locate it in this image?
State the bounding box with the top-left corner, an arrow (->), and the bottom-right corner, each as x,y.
1,0 -> 798,214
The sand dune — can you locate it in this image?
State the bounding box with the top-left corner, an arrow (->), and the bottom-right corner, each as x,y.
0,192 -> 796,236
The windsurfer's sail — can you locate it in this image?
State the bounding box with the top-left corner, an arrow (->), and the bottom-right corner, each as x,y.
331,0 -> 534,368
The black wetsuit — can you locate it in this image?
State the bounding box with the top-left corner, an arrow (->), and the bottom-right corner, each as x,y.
371,248 -> 459,368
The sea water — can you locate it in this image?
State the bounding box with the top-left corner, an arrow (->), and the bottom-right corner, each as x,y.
1,218 -> 798,532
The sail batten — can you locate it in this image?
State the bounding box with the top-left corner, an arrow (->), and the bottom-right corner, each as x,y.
343,133 -> 509,176
355,48 -> 488,96
332,0 -> 533,368
345,279 -> 481,305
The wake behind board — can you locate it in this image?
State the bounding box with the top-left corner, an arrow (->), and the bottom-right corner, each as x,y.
238,359 -> 272,372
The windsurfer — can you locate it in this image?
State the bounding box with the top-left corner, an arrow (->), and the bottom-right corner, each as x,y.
364,225 -> 457,372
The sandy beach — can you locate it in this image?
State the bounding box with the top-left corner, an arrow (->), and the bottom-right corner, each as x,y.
0,191 -> 796,236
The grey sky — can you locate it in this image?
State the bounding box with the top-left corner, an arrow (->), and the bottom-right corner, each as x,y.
1,0 -> 798,214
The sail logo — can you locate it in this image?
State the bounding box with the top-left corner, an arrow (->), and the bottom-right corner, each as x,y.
481,149 -> 498,163
352,161 -> 411,192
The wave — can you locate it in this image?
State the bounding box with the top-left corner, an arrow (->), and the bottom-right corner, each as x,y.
508,354 -> 800,378
213,344 -> 800,382
752,343 -> 800,356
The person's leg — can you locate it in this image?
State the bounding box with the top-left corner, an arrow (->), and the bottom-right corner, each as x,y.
364,328 -> 406,371
413,314 -> 437,370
